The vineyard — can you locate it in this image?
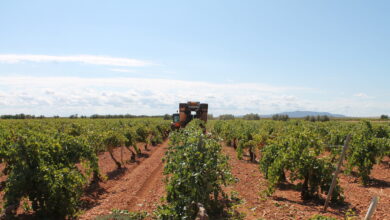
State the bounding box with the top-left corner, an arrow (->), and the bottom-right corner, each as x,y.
0,118 -> 389,219
208,119 -> 390,219
0,118 -> 171,218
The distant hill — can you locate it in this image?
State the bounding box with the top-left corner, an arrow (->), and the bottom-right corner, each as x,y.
261,111 -> 346,118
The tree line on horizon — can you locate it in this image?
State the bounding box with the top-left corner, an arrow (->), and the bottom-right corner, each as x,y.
1,113 -> 389,120
0,114 -> 167,119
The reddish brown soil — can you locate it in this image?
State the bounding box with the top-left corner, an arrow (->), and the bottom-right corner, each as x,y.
223,145 -> 390,220
82,143 -> 390,219
80,141 -> 168,219
0,142 -> 168,219
1,141 -> 389,220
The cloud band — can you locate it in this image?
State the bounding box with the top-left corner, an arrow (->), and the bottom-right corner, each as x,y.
0,54 -> 151,67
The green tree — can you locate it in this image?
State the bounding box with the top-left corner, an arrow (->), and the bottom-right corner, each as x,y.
163,114 -> 172,120
219,114 -> 235,120
243,113 -> 260,120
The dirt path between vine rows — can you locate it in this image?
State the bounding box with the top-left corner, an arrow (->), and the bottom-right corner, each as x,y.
223,144 -> 390,220
81,141 -> 390,219
80,141 -> 168,219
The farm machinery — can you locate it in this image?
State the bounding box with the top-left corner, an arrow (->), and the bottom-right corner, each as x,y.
171,101 -> 208,130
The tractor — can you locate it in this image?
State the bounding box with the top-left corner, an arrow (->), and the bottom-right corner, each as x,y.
171,101 -> 208,130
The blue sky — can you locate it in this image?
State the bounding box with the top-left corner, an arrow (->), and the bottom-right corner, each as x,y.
0,0 -> 389,116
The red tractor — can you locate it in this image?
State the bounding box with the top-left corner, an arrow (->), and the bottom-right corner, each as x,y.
171,101 -> 208,130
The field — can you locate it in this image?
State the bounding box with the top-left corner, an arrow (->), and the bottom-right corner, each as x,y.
0,118 -> 389,219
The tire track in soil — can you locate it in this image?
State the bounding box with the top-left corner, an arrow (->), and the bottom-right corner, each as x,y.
81,142 -> 167,219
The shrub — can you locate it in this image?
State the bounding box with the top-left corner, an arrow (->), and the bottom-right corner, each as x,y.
346,121 -> 385,185
157,120 -> 234,219
260,129 -> 343,202
1,130 -> 97,218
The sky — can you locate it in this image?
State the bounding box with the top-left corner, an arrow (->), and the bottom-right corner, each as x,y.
0,0 -> 389,117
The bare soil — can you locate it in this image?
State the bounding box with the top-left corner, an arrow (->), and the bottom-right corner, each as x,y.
80,141 -> 168,219
222,145 -> 390,220
83,143 -> 390,219
1,141 -> 389,220
0,141 -> 168,219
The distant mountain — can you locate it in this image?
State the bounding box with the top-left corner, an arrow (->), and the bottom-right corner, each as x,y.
261,111 -> 346,118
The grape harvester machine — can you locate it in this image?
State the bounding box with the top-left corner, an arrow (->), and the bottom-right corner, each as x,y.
171,101 -> 208,129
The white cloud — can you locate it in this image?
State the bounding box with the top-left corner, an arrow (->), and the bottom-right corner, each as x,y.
354,93 -> 373,99
0,76 -> 388,117
0,54 -> 151,67
109,68 -> 138,73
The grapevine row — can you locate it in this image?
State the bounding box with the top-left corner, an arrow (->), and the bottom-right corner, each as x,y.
210,120 -> 390,202
0,118 -> 171,218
